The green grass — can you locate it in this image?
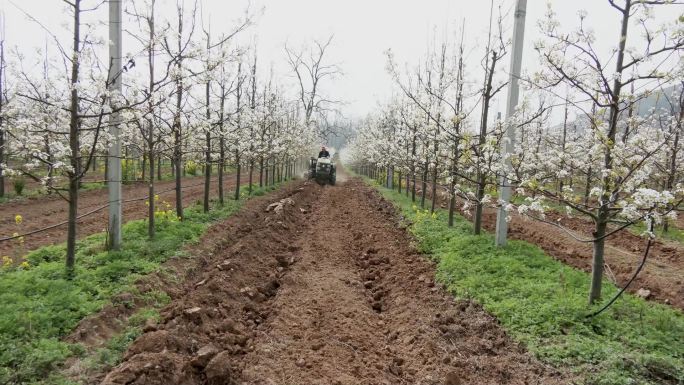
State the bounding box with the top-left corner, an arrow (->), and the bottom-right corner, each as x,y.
630,221 -> 684,245
0,182 -> 284,385
79,307 -> 163,378
371,180 -> 684,385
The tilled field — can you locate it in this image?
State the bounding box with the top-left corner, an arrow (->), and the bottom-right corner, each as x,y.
100,177 -> 565,385
0,175 -> 237,256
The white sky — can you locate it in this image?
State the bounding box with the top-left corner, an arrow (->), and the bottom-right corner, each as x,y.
1,0 -> 681,120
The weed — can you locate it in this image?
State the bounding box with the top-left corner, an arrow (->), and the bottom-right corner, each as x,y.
12,178 -> 25,196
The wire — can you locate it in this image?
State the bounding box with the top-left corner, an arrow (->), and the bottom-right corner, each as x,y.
0,179 -> 231,243
585,224 -> 655,319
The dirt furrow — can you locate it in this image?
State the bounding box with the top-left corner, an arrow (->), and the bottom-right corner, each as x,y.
100,177 -> 565,385
0,175 -> 237,256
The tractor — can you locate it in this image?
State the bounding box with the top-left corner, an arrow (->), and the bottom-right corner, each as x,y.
308,156 -> 336,185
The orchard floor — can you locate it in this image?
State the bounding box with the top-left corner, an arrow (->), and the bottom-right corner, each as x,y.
0,175 -> 237,256
100,176 -> 565,385
470,206 -> 684,310
413,182 -> 684,311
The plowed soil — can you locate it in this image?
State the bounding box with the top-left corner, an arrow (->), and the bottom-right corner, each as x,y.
0,175 -> 236,256
100,177 -> 566,385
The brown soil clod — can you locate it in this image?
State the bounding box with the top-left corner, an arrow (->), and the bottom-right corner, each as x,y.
205,351 -> 236,385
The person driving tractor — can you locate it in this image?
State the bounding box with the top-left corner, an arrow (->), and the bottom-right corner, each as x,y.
309,146 -> 336,185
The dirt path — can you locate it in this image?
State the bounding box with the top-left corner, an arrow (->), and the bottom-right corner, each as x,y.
101,177 -> 565,385
0,175 -> 236,256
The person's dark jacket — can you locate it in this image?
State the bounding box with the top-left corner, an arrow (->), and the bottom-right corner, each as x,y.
318,150 -> 330,158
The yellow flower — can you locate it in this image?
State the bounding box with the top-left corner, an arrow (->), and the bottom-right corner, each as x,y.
2,256 -> 12,267
19,261 -> 30,269
15,215 -> 23,225
154,194 -> 160,201
145,200 -> 150,206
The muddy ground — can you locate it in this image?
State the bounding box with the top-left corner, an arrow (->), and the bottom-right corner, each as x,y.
99,177 -> 566,385
0,175 -> 237,256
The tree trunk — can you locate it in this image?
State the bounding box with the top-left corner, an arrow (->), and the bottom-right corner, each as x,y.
278,161 -> 283,183
140,153 -> 146,181
148,136 -> 155,239
45,138 -> 53,194
664,102 -> 682,232
147,13 -> 156,237
203,130 -> 211,213
448,192 -> 456,227
411,129 -> 417,201
103,151 -> 109,185
66,177 -> 79,276
218,136 -> 225,205
474,169 -> 486,234
248,160 -> 254,195
264,159 -> 269,186
173,10 -> 184,219
157,154 -> 162,181
588,0 -> 632,305
474,50 -> 498,235
430,161 -> 438,213
559,100 -> 569,194
448,156 -> 458,228
235,151 -> 241,200
590,219 -> 607,303
174,134 -> 183,219
583,167 -> 592,206
66,0 -> 82,276
271,160 -> 276,185
420,161 -> 428,209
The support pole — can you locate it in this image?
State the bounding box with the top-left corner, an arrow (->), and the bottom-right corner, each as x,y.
495,0 -> 527,247
107,0 -> 122,250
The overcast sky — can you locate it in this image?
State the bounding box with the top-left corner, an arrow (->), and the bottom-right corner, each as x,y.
1,0 -> 681,120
